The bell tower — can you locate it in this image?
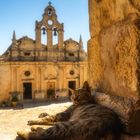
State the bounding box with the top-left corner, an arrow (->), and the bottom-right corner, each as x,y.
35,2 -> 64,50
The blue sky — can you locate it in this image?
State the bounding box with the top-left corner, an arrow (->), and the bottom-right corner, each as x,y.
0,0 -> 89,55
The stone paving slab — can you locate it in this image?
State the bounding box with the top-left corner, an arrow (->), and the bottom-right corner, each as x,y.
0,101 -> 72,140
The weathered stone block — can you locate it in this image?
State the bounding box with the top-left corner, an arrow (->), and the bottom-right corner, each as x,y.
88,0 -> 139,38
88,0 -> 140,99
88,0 -> 140,135
100,14 -> 140,99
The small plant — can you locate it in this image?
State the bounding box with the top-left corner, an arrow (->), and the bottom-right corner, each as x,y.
11,95 -> 18,102
1,101 -> 7,107
11,94 -> 19,107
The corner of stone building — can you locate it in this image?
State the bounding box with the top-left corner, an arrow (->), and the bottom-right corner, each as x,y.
87,37 -> 103,90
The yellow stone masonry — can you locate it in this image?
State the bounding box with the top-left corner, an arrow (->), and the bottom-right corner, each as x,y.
88,0 -> 140,99
0,3 -> 87,102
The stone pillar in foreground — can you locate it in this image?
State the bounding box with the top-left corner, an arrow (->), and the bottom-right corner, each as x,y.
88,0 -> 140,135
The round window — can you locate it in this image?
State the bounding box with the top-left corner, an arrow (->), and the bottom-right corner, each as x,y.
24,71 -> 31,77
70,70 -> 75,75
48,19 -> 53,25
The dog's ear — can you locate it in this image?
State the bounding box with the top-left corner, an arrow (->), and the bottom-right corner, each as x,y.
82,81 -> 91,92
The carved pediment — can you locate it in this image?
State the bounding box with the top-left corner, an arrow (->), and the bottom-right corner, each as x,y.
45,65 -> 58,78
65,39 -> 79,52
45,74 -> 56,80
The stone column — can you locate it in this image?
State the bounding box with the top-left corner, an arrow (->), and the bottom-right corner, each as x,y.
34,66 -> 37,96
62,66 -> 66,89
35,28 -> 41,48
35,22 -> 41,59
40,66 -> 46,91
79,65 -> 84,87
35,65 -> 41,92
58,29 -> 64,49
11,66 -> 18,92
47,29 -> 53,49
77,64 -> 80,88
84,62 -> 88,82
16,67 -> 20,92
58,65 -> 63,90
38,66 -> 42,91
35,21 -> 42,52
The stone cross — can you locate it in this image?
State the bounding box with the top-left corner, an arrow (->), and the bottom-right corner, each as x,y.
48,1 -> 52,5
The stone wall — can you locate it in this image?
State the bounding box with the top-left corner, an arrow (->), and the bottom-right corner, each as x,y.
88,0 -> 140,135
88,0 -> 140,99
0,63 -> 11,102
0,61 -> 87,102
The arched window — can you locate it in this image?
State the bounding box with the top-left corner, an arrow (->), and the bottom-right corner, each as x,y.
41,26 -> 47,45
52,27 -> 58,45
48,8 -> 52,16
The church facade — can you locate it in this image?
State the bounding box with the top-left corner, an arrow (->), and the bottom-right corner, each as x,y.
0,3 -> 87,102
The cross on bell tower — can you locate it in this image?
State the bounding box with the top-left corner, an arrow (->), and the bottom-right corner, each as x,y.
48,1 -> 52,5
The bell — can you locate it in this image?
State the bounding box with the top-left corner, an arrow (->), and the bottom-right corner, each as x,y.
48,10 -> 51,15
53,28 -> 57,36
48,10 -> 52,16
42,27 -> 46,35
48,8 -> 52,16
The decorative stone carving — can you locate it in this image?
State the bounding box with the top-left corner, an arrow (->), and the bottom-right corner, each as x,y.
3,3 -> 86,63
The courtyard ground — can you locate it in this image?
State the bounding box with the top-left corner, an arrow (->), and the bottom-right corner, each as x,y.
0,100 -> 72,140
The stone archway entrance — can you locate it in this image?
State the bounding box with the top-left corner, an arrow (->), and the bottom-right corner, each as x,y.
23,82 -> 32,100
